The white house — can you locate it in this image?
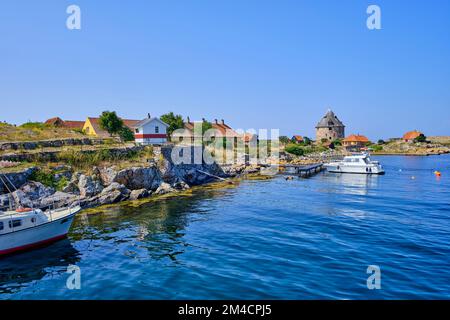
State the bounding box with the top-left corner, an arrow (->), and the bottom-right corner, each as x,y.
132,114 -> 169,145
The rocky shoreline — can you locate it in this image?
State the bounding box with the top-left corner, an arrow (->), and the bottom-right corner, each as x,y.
0,148 -> 265,212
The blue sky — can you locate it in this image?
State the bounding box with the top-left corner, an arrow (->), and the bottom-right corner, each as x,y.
0,0 -> 449,140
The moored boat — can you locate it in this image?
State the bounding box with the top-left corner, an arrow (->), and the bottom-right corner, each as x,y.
0,205 -> 80,256
324,153 -> 385,175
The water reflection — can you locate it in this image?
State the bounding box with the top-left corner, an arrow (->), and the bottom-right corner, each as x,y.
0,239 -> 80,294
327,173 -> 379,196
70,182 -> 239,263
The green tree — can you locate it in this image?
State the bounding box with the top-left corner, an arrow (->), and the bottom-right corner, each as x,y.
302,137 -> 312,145
279,136 -> 291,145
377,139 -> 386,145
119,126 -> 135,142
202,120 -> 213,133
160,112 -> 184,139
99,111 -> 124,136
414,134 -> 427,143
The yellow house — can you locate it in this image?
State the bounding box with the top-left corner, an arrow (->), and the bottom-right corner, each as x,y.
82,117 -> 140,137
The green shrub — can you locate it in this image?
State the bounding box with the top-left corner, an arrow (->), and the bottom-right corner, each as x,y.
371,144 -> 383,152
30,169 -> 56,188
285,144 -> 305,156
414,134 -> 427,143
119,126 -> 135,142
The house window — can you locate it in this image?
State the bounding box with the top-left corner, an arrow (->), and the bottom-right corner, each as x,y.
9,219 -> 22,228
86,127 -> 90,133
155,126 -> 159,133
135,128 -> 139,133
0,221 -> 3,231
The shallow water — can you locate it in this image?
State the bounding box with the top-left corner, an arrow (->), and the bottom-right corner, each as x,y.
1,155 -> 449,299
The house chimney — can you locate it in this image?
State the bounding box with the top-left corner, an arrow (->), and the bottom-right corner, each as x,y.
221,119 -> 225,125
214,119 -> 218,124
187,116 -> 190,123
148,113 -> 151,119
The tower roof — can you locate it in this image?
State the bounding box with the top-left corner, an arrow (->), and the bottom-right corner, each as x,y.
316,109 -> 345,128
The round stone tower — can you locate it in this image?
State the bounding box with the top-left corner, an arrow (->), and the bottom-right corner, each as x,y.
315,109 -> 345,142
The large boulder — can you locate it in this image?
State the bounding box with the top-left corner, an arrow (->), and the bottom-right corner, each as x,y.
40,191 -> 79,209
107,166 -> 162,191
78,174 -> 103,198
154,182 -> 176,195
0,167 -> 36,195
11,181 -> 55,208
129,188 -> 150,200
95,182 -> 131,205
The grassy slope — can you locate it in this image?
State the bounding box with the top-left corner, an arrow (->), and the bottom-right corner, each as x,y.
0,122 -> 86,142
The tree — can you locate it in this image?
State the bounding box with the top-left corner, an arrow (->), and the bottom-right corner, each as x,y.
201,120 -> 213,134
279,136 -> 291,145
414,134 -> 427,143
377,139 -> 386,145
99,111 -> 124,136
160,112 -> 184,140
303,137 -> 312,145
119,126 -> 135,142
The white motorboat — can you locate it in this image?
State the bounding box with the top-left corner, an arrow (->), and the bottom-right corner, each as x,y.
0,205 -> 81,256
324,153 -> 385,175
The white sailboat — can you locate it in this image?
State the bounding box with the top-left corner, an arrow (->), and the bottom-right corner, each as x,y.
0,174 -> 81,256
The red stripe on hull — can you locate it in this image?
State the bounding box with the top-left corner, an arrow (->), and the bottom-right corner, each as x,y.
134,134 -> 167,139
0,234 -> 68,256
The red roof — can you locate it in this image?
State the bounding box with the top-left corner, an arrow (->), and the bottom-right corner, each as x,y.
292,135 -> 303,142
45,117 -> 84,129
343,134 -> 369,143
63,120 -> 85,129
403,130 -> 422,140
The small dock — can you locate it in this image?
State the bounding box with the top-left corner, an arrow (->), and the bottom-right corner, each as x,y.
278,163 -> 324,178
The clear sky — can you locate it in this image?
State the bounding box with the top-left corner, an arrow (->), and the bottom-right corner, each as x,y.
1,0 -> 449,140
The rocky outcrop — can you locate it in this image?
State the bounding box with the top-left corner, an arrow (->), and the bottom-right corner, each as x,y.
78,174 -> 103,198
40,191 -> 79,209
100,166 -> 162,191
129,188 -> 150,200
11,181 -> 55,208
154,182 -> 176,195
0,167 -> 36,195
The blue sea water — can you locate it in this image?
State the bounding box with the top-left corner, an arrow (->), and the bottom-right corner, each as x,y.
1,155 -> 449,299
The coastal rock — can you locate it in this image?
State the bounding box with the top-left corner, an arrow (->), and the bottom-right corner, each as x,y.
40,191 -> 78,209
172,180 -> 190,191
99,167 -> 118,186
78,174 -> 103,198
129,188 -> 150,200
11,181 -> 55,208
96,183 -> 131,205
0,167 -> 37,195
113,166 -> 162,191
62,181 -> 80,194
154,182 -> 176,195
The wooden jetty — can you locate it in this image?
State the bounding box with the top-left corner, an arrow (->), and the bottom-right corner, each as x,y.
278,163 -> 324,178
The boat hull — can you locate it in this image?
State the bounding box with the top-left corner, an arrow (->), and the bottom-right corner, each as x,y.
325,165 -> 385,175
0,213 -> 76,256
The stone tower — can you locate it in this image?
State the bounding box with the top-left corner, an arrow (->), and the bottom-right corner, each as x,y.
315,109 -> 345,142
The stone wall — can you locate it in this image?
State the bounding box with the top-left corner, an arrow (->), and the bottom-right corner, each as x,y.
316,126 -> 345,142
0,138 -> 105,151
